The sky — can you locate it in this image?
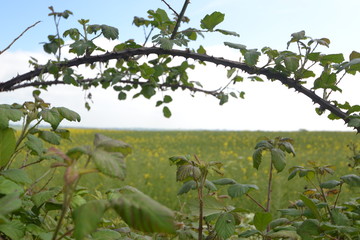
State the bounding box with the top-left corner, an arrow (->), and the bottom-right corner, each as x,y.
1,0 -> 360,131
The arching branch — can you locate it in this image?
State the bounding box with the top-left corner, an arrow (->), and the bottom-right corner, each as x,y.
0,46 -> 356,132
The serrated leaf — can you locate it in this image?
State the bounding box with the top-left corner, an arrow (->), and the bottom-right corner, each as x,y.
299,195 -> 322,220
348,118 -> 360,128
267,230 -> 301,239
212,178 -> 237,185
73,200 -> 108,240
0,193 -> 21,215
25,134 -> 44,156
38,131 -> 61,145
41,108 -> 62,130
176,165 -> 201,182
340,174 -> 360,187
1,169 -> 32,184
94,133 -> 132,156
177,180 -> 196,195
66,146 -> 91,160
269,218 -> 290,229
244,49 -> 261,66
0,128 -> 16,167
0,220 -> 25,240
91,229 -> 121,240
238,229 -> 261,237
205,180 -> 217,191
215,29 -> 240,37
92,149 -> 126,179
224,42 -> 246,50
320,180 -> 341,189
321,53 -> 345,64
112,186 -> 175,234
141,85 -> 156,99
219,93 -> 228,105
252,148 -> 263,170
297,219 -> 320,239
215,213 -> 235,239
254,212 -> 272,231
271,148 -> 286,173
228,183 -> 258,198
31,187 -> 62,208
101,25 -> 119,40
284,56 -> 299,72
169,155 -> 190,166
56,107 -> 81,122
200,11 -> 225,31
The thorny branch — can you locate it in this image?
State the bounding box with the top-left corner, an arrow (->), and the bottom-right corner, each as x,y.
0,21 -> 41,55
0,47 -> 358,132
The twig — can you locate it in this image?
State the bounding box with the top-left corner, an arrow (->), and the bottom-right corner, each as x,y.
161,0 -> 179,17
245,193 -> 266,211
170,0 -> 190,40
0,21 -> 41,55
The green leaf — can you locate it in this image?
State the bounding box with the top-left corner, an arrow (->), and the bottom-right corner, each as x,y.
215,29 -> 240,37
278,208 -> 303,217
205,180 -> 217,191
197,45 -> 206,54
169,155 -> 190,166
31,187 -> 62,208
91,229 -> 122,240
0,128 -> 16,167
267,230 -> 301,240
331,208 -> 350,226
56,107 -> 81,122
0,193 -> 21,215
215,213 -> 236,239
228,183 -> 259,198
271,148 -> 286,172
280,141 -> 296,156
176,165 -> 201,182
320,180 -> 341,189
25,134 -> 44,156
297,219 -> 320,239
254,212 -> 272,232
163,95 -> 172,103
340,174 -> 360,187
41,108 -> 62,130
212,178 -> 237,185
238,229 -> 261,238
219,93 -> 228,105
284,56 -> 299,72
163,106 -> 171,118
244,49 -> 261,66
38,131 -> 61,145
177,180 -> 196,195
69,40 -> 97,56
299,195 -> 322,220
0,220 -> 25,240
227,68 -> 236,78
141,85 -> 156,99
348,117 -> 360,128
94,133 -> 132,157
320,53 -> 345,64
118,91 -> 127,100
224,42 -> 246,50
66,146 -> 91,160
92,149 -> 126,179
112,186 -> 175,234
252,148 -> 263,170
73,200 -> 108,240
200,11 -> 225,31
269,218 -> 290,229
0,107 -> 23,129
101,25 -> 119,40
0,176 -> 23,195
1,169 -> 32,185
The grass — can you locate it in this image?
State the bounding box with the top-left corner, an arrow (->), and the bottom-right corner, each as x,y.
22,129 -> 360,214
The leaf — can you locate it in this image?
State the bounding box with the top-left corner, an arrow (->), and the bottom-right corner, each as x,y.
340,174 -> 360,187
205,180 -> 217,191
297,219 -> 320,239
320,53 -> 345,64
163,106 -> 171,118
228,183 -> 259,198
1,169 -> 32,184
56,107 -> 81,122
0,193 -> 21,215
141,85 -> 156,99
41,108 -> 62,130
200,11 -> 225,31
91,229 -> 122,240
269,218 -> 290,229
267,230 -> 301,240
215,29 -> 240,37
73,200 -> 108,240
38,131 -> 61,145
31,187 -> 62,208
244,49 -> 261,66
252,148 -> 263,170
69,40 -> 97,56
101,25 -> 119,40
177,180 -> 196,195
331,208 -> 351,226
238,229 -> 261,238
271,148 -> 286,173
348,117 -> 360,128
0,220 -> 25,240
0,128 -> 16,167
66,146 -> 91,160
0,176 -> 23,195
163,95 -> 172,103
284,56 -> 299,72
92,149 -> 126,179
111,186 -> 175,234
215,213 -> 236,239
176,165 -> 201,182
224,42 -> 246,50
94,133 -> 132,157
212,178 -> 237,185
320,180 -> 341,189
254,212 -> 272,231
25,134 -> 44,156
299,195 -> 322,220
197,45 -> 206,54
169,155 -> 190,166
280,141 -> 296,156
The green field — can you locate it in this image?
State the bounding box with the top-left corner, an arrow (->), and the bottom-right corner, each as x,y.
24,129 -> 360,214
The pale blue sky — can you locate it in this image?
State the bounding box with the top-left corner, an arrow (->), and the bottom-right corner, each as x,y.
1,1 -> 360,131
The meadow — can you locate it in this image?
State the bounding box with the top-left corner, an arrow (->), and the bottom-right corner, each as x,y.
25,129 -> 360,214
